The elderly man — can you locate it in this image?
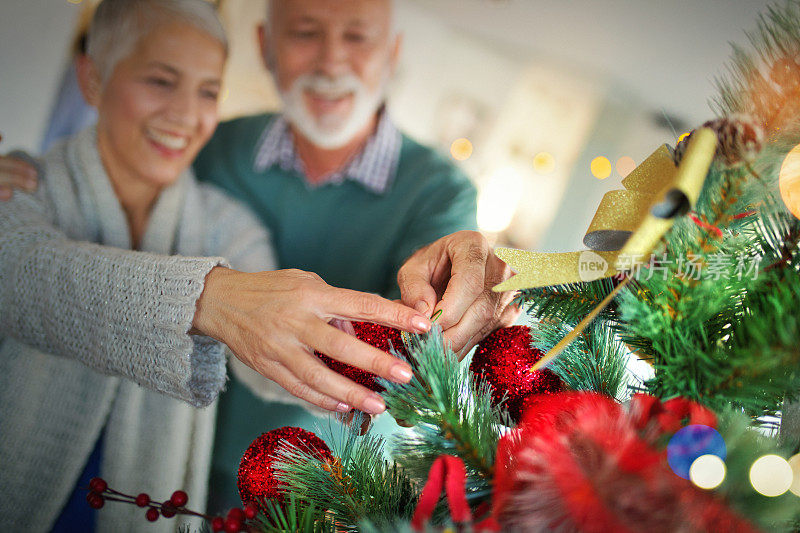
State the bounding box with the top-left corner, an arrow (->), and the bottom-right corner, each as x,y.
194,0 -> 517,510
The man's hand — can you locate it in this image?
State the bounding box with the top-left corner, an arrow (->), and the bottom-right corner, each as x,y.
397,230 -> 520,357
0,135 -> 39,200
193,267 -> 432,415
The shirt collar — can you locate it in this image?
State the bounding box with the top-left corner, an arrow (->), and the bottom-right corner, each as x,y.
252,109 -> 402,194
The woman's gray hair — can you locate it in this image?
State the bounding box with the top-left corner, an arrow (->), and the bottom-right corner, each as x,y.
87,0 -> 228,82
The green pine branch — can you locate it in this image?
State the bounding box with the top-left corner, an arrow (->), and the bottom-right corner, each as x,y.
253,495 -> 334,533
271,418 -> 416,531
514,276 -> 622,325
379,328 -> 508,509
532,319 -> 632,401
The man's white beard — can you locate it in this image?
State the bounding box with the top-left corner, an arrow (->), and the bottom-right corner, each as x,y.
280,72 -> 387,150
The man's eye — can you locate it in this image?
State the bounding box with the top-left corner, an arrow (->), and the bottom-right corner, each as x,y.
291,30 -> 318,39
345,33 -> 366,43
147,77 -> 173,88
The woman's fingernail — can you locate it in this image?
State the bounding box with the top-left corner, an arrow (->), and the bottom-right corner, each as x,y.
412,316 -> 431,332
336,402 -> 351,412
391,364 -> 413,382
363,396 -> 385,414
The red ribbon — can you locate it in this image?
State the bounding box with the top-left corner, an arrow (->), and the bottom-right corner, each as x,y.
411,455 -> 500,531
688,213 -> 724,238
630,393 -> 717,434
411,455 -> 471,529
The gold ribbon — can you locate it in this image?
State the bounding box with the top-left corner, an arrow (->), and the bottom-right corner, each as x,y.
493,127 -> 718,292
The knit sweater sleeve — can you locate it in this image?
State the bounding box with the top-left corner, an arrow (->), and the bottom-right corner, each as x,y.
0,189 -> 229,408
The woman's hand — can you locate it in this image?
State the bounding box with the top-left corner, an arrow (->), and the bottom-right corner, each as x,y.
193,267 -> 432,415
0,135 -> 38,200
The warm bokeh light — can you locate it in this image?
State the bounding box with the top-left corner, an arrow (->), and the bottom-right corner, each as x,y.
533,151 -> 556,174
450,138 -> 474,161
750,455 -> 793,497
788,454 -> 800,497
590,156 -> 612,179
477,166 -> 523,233
678,132 -> 691,143
221,87 -> 230,103
689,454 -> 726,490
779,143 -> 800,220
616,156 -> 636,177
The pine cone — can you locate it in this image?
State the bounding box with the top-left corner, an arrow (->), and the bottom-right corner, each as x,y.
673,115 -> 764,166
769,52 -> 800,90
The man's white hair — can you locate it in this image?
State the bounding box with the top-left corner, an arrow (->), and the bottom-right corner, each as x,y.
87,0 -> 228,82
265,0 -> 399,36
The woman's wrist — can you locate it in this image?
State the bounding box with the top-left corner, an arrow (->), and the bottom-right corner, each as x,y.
191,266 -> 235,340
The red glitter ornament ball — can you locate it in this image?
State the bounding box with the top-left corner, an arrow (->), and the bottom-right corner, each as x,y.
469,325 -> 563,423
237,427 -> 333,508
316,321 -> 408,392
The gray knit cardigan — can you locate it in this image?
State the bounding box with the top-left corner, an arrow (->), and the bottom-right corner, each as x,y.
0,127 -> 275,532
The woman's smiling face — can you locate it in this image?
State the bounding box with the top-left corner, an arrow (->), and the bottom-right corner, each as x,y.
88,21 -> 225,190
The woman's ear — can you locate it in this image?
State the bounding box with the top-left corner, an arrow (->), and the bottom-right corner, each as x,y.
75,54 -> 102,107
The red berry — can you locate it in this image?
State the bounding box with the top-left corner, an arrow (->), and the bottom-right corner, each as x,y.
86,492 -> 104,509
224,516 -> 243,533
170,489 -> 188,507
88,477 -> 107,493
227,507 -> 246,522
135,493 -> 150,507
243,502 -> 258,520
161,503 -> 177,518
211,516 -> 225,532
145,508 -> 160,522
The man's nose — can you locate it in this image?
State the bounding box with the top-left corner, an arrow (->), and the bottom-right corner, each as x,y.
317,32 -> 350,77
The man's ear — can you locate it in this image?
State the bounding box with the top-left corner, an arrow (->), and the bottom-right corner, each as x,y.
76,54 -> 102,107
388,32 -> 403,75
256,22 -> 274,73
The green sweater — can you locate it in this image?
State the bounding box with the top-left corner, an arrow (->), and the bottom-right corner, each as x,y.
194,113 -> 477,298
193,113 -> 477,513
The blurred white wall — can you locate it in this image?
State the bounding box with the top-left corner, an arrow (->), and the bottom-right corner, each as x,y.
0,0 -> 776,251
0,0 -> 81,152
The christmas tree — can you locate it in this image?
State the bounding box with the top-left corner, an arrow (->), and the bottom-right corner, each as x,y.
261,2 -> 800,530
87,2 -> 800,531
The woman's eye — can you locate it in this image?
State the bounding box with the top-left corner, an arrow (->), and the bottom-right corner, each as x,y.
201,89 -> 219,100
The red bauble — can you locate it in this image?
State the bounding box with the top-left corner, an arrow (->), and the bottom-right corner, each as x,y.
237,427 -> 333,508
469,325 -> 563,423
316,321 -> 408,392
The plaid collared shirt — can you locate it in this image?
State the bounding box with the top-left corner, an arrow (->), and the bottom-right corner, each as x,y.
252,110 -> 402,194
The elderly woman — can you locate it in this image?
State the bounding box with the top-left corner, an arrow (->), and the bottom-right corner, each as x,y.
0,1 -> 272,531
0,0 -> 434,529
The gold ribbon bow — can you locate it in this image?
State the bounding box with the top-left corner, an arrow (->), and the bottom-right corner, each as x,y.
491,128 -> 718,370
493,127 -> 718,292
